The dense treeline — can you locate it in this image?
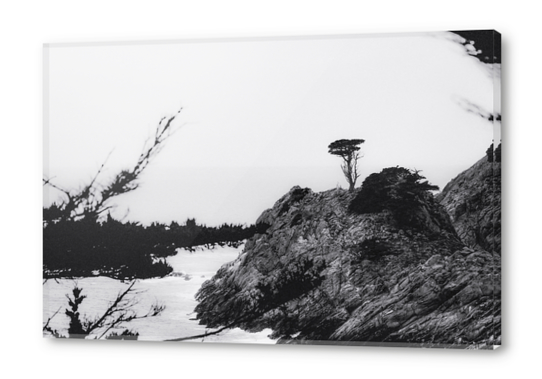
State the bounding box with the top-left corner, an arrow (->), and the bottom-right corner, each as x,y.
42,109 -> 271,281
43,214 -> 269,280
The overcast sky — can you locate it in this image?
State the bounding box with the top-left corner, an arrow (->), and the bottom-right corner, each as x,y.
44,32 -> 498,226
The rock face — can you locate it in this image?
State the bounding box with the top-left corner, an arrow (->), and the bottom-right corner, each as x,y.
437,157 -> 501,254
195,176 -> 501,348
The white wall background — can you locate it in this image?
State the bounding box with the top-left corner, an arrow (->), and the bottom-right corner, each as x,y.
0,1 -> 536,378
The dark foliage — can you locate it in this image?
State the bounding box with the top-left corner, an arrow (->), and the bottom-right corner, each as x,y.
486,144 -> 494,162
43,107 -> 272,280
328,139 -> 365,157
43,109 -> 176,280
349,167 -> 439,227
253,222 -> 271,235
43,215 -> 269,280
495,142 -> 501,162
486,142 -> 502,163
65,286 -> 87,338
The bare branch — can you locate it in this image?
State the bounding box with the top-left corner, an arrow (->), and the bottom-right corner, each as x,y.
74,281 -> 166,339
454,96 -> 501,123
84,281 -> 137,334
43,307 -> 63,337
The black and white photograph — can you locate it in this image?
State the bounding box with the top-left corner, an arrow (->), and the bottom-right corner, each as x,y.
42,30 -> 500,348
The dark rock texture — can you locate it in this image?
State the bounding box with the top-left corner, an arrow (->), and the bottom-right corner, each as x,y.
437,157 -> 501,254
195,175 -> 501,348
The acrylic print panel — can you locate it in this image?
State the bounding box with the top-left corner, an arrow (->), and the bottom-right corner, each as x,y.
43,30 -> 501,348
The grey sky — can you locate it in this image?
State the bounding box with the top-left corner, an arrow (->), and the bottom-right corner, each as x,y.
44,32 -> 497,226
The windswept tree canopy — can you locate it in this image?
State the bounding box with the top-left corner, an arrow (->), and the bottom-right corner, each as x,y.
328,139 -> 365,158
349,166 -> 440,229
328,139 -> 365,192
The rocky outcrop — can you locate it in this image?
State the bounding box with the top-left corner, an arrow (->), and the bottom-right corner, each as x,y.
437,157 -> 501,254
195,184 -> 501,348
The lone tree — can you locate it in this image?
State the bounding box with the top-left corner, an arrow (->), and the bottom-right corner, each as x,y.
328,139 -> 365,192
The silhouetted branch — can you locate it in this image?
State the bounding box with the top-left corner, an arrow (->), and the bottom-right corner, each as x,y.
43,108 -> 183,223
453,97 -> 501,123
44,281 -> 165,339
42,306 -> 63,338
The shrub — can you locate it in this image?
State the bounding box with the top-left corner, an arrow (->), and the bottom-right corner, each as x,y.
105,330 -> 139,340
486,143 -> 494,162
349,167 -> 439,227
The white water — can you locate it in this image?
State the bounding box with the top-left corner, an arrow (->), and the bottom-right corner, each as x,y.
43,246 -> 274,343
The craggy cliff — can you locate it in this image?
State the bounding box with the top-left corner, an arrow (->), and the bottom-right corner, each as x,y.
195,159 -> 501,349
437,157 -> 501,254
